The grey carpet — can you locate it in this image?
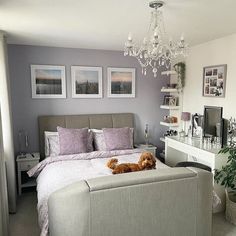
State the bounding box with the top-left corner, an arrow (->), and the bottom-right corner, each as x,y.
9,192 -> 236,236
9,192 -> 40,236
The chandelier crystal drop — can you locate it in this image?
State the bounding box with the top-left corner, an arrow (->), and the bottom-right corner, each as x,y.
124,1 -> 188,77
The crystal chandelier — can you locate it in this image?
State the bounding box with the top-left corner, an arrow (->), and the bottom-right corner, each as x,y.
124,1 -> 188,77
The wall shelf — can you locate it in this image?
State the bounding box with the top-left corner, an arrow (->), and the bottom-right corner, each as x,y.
161,88 -> 178,93
160,105 -> 180,110
161,70 -> 177,76
160,122 -> 179,127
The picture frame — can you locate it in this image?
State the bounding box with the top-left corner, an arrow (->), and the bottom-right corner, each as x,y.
163,95 -> 177,106
71,66 -> 102,98
107,67 -> 135,98
31,65 -> 66,99
203,64 -> 227,97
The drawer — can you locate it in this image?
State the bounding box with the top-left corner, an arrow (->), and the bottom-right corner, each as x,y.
20,161 -> 38,171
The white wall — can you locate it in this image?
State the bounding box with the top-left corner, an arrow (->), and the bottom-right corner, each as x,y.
183,33 -> 236,119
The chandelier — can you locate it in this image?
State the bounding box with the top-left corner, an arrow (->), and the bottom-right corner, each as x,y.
124,1 -> 188,77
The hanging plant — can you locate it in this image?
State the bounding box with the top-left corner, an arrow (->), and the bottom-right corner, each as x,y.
174,62 -> 186,90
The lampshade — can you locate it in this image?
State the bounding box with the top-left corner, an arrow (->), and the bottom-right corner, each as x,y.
181,112 -> 191,122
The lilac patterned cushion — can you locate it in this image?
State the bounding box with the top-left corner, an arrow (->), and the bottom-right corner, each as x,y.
45,130 -> 94,156
57,127 -> 88,155
102,127 -> 133,151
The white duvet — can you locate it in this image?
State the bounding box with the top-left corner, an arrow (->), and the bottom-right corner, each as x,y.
28,150 -> 168,236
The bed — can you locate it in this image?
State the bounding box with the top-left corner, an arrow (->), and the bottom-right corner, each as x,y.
28,113 -> 213,236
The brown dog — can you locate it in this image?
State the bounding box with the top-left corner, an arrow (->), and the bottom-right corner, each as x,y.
107,152 -> 156,174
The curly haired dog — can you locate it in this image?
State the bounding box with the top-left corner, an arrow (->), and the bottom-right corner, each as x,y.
107,152 -> 156,174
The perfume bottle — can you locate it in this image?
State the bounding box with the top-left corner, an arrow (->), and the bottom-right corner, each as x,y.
144,124 -> 149,145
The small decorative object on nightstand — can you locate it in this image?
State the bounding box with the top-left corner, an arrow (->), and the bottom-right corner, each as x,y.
16,153 -> 40,195
135,144 -> 157,157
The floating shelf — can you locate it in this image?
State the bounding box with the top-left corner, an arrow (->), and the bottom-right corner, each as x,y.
160,105 -> 180,110
160,122 -> 179,127
161,88 -> 178,93
160,137 -> 165,142
161,70 -> 177,76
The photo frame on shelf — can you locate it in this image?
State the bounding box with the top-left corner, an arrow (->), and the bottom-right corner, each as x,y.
107,67 -> 135,98
163,95 -> 177,106
31,65 -> 66,99
203,64 -> 227,97
71,66 -> 102,98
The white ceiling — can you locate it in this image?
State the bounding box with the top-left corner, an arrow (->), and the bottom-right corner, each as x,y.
0,0 -> 236,50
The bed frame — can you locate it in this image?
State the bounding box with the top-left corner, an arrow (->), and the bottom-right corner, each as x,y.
38,113 -> 134,159
38,113 -> 212,236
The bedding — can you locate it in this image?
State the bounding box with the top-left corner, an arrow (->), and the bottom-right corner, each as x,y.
28,149 -> 168,236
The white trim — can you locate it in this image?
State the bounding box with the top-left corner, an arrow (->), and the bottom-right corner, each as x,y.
31,65 -> 66,99
107,67 -> 135,98
71,66 -> 103,98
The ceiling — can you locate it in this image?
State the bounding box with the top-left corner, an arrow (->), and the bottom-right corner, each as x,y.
0,0 -> 236,50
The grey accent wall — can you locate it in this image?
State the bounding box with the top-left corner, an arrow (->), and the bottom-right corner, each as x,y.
8,45 -> 167,154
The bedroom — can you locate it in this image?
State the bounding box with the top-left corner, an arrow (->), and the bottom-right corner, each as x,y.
0,0 -> 236,235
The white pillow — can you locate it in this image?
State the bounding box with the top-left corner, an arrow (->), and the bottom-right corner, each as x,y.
44,131 -> 59,157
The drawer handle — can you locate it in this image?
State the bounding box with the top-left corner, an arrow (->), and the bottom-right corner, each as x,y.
27,164 -> 31,168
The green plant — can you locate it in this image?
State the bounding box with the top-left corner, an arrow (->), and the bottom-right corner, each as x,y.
215,146 -> 236,192
174,62 -> 186,89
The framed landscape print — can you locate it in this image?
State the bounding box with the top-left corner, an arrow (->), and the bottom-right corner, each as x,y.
107,67 -> 135,98
71,66 -> 102,98
31,65 -> 66,98
203,64 -> 227,97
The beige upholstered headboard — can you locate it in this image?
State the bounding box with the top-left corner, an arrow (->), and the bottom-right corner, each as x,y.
38,113 -> 134,159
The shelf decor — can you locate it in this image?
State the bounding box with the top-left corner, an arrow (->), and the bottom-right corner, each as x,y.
202,64 -> 227,97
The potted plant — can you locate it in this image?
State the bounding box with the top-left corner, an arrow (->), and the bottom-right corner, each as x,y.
174,62 -> 185,91
215,145 -> 236,224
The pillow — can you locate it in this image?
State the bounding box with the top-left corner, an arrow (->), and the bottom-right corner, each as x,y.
102,127 -> 133,151
44,131 -> 59,157
92,128 -> 134,151
92,129 -> 106,151
48,134 -> 60,157
57,127 -> 88,155
45,130 -> 94,157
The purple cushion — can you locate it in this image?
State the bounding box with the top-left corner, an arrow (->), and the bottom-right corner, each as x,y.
102,127 -> 133,151
57,127 -> 88,155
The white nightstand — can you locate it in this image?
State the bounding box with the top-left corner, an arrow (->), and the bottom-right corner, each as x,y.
135,144 -> 157,156
16,153 -> 40,195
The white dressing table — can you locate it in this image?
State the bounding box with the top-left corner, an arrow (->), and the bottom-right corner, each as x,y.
165,136 -> 228,213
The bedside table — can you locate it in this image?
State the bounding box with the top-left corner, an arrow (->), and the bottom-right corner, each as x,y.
135,144 -> 157,156
16,153 -> 40,195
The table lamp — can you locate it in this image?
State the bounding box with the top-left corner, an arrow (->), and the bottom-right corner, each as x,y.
181,112 -> 191,136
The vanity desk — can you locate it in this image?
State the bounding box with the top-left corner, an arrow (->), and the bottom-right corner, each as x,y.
165,136 -> 228,213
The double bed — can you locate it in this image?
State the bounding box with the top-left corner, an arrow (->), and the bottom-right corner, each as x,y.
28,113 -> 212,236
